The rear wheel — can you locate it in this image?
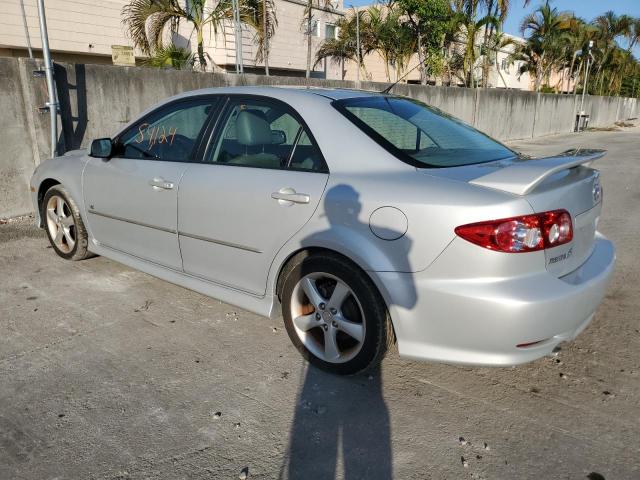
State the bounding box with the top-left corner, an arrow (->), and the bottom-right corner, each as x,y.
281,252 -> 393,375
42,185 -> 92,261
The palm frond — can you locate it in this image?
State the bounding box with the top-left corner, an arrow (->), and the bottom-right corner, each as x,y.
122,0 -> 187,54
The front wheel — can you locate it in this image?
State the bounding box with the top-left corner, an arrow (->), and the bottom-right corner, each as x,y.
41,185 -> 92,261
281,252 -> 393,375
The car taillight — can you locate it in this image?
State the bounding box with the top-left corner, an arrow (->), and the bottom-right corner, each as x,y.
455,210 -> 573,253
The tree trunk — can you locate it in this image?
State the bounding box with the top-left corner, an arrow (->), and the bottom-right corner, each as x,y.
535,52 -> 545,92
263,0 -> 269,76
305,0 -> 312,79
384,54 -> 391,82
417,32 -> 426,85
196,25 -> 206,71
567,54 -> 577,94
481,0 -> 495,88
495,52 -> 507,88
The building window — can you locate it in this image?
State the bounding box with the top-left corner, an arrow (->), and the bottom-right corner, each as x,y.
304,18 -> 320,37
325,23 -> 337,39
500,59 -> 510,73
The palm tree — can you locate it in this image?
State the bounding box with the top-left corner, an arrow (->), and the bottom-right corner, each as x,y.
481,0 -> 510,87
448,0 -> 498,88
561,16 -> 596,94
592,12 -> 632,94
314,16 -> 356,79
625,17 -> 640,53
122,0 -> 276,72
122,0 -> 227,70
243,0 -> 278,75
518,1 -> 571,91
365,5 -> 416,82
485,30 -> 516,88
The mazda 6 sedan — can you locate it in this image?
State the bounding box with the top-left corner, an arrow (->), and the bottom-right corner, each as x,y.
30,87 -> 615,374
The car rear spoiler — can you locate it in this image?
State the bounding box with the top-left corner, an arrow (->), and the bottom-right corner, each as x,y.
470,149 -> 606,196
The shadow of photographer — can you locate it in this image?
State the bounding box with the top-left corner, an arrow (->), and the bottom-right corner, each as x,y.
281,184 -> 418,479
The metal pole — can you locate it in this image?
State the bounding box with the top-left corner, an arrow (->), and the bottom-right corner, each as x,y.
580,56 -> 590,115
263,0 -> 269,76
231,0 -> 240,73
20,0 -> 33,59
579,41 -> 593,117
36,0 -> 57,157
355,7 -> 360,83
234,0 -> 243,74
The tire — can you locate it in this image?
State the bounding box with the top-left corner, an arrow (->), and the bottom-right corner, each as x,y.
281,251 -> 393,375
41,185 -> 92,261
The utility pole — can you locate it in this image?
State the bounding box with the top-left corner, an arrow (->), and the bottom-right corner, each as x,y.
36,0 -> 58,158
579,40 -> 594,118
263,0 -> 269,76
232,0 -> 243,74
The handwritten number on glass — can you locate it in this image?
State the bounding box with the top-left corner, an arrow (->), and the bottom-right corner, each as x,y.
135,123 -> 178,148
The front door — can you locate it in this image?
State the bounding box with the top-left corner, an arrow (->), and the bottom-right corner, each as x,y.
83,96 -> 218,269
178,96 -> 329,295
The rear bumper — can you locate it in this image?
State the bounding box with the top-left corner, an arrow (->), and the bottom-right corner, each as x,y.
376,233 -> 615,366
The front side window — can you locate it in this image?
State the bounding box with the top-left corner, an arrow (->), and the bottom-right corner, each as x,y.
207,100 -> 326,172
115,98 -> 215,162
334,96 -> 515,168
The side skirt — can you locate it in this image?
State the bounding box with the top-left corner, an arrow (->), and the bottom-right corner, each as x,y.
88,240 -> 278,319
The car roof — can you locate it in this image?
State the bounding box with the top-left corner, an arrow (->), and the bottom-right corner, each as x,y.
169,85 -> 384,102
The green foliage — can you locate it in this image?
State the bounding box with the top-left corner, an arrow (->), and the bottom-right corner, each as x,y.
122,0 -> 277,71
143,44 -> 194,69
396,0 -> 450,51
511,2 -> 640,96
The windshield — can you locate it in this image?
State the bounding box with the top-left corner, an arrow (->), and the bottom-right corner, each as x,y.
334,96 -> 515,168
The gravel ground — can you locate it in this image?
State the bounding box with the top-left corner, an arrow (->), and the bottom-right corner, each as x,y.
1,126 -> 639,480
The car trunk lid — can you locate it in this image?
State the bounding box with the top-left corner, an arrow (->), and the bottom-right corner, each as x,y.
423,149 -> 605,277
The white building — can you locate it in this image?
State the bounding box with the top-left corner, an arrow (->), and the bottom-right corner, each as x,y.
485,33 -> 531,90
0,0 -> 345,78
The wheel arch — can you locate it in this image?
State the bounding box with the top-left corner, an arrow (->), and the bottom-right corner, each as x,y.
274,246 -> 398,346
36,178 -> 61,227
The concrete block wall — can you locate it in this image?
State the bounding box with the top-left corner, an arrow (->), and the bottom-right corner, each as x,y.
1,57 -> 637,218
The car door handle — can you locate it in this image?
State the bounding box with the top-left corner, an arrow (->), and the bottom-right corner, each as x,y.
148,178 -> 175,190
271,188 -> 310,205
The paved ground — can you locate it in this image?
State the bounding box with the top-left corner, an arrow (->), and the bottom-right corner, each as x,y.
1,126 -> 639,480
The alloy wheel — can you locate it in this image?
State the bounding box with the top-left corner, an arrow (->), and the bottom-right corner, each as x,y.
289,272 -> 366,363
45,195 -> 76,254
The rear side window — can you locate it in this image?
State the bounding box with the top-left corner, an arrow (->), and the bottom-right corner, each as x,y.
115,98 -> 216,162
334,96 -> 514,168
207,99 -> 327,172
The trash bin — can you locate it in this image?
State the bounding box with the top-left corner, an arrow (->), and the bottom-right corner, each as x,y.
575,113 -> 590,132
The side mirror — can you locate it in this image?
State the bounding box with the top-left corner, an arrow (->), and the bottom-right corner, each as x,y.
90,138 -> 113,158
271,130 -> 286,145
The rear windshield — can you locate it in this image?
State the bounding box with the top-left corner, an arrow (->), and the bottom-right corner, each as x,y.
334,96 -> 515,168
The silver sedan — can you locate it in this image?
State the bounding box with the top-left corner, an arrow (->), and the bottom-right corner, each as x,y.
30,87 -> 615,374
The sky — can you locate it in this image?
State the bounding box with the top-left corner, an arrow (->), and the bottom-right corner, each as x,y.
346,0 -> 640,55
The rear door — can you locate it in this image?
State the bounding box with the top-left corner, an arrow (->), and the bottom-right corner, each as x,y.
83,96 -> 218,269
178,96 -> 329,295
